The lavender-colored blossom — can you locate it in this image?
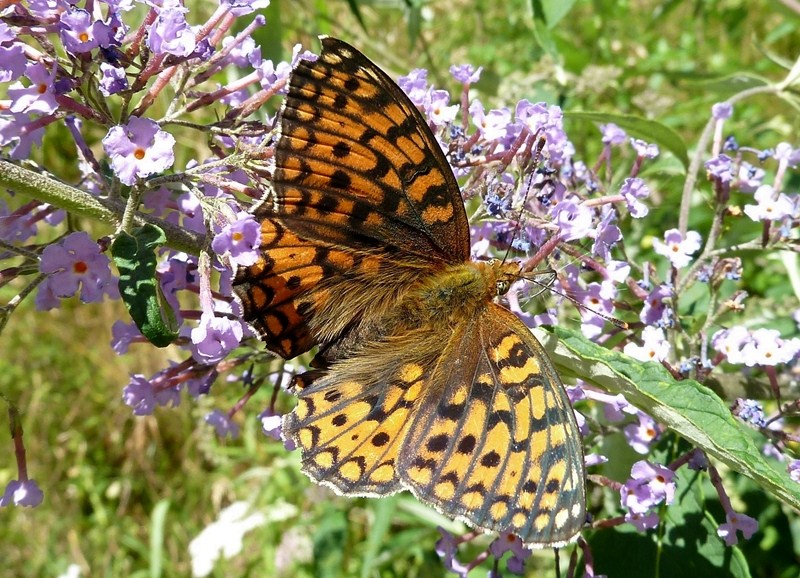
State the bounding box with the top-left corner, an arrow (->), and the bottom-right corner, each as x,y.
623,326 -> 670,362
122,374 -> 159,416
205,409 -> 241,440
621,460 -> 676,514
712,102 -> 733,120
688,451 -> 709,471
735,162 -> 765,193
717,512 -> 758,546
732,399 -> 767,428
424,89 -> 458,127
99,62 -> 128,96
469,100 -> 512,142
0,200 -> 38,243
705,154 -> 734,183
625,510 -> 661,531
222,34 -> 262,68
740,328 -> 800,367
630,138 -> 659,158
397,68 -> 429,107
0,479 -> 44,507
191,312 -> 244,364
787,460 -> 800,483
591,207 -> 622,260
102,117 -> 176,185
0,112 -> 45,159
619,177 -> 650,218
434,528 -> 470,577
450,64 -> 482,84
111,320 -> 144,354
774,142 -> 800,166
652,229 -> 702,268
59,8 -> 112,54
743,184 -> 794,222
601,123 -> 626,145
489,533 -> 530,572
0,41 -> 26,83
624,411 -> 663,454
640,284 -> 673,327
37,231 -> 118,309
221,0 -> 271,16
148,1 -> 196,57
8,63 -> 59,115
551,198 -> 593,241
211,212 -> 261,267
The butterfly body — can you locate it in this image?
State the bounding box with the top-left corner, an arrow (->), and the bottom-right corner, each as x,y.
234,37 -> 586,547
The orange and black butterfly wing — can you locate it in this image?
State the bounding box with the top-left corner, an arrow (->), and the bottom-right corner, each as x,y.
234,37 -> 470,359
400,304 -> 586,546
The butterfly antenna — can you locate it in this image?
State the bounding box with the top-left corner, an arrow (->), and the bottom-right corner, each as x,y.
501,133 -> 547,267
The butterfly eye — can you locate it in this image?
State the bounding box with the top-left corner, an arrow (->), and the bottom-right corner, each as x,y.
496,279 -> 510,295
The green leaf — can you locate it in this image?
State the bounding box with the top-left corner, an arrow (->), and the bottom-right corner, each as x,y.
149,500 -> 170,578
564,111 -> 690,170
681,73 -> 769,96
360,496 -> 397,578
532,327 -> 800,512
533,0 -> 579,28
111,224 -> 179,348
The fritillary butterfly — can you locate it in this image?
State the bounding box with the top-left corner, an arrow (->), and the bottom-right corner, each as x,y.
233,37 -> 586,546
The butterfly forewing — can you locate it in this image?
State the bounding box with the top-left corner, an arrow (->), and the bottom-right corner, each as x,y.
274,37 -> 471,263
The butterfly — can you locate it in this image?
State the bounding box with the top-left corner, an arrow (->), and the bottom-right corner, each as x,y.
233,36 -> 586,547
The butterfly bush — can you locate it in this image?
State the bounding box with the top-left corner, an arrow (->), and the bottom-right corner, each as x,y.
1,1 -> 800,576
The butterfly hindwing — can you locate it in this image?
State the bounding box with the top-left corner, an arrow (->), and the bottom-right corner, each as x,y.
400,304 -> 586,546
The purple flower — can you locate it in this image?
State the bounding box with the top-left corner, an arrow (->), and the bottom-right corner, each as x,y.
623,326 -> 671,362
621,460 -> 676,514
102,117 -> 176,186
205,409 -> 241,440
397,68 -> 429,107
551,198 -> 593,241
0,479 -> 44,507
434,528 -> 470,577
774,142 -> 800,166
625,510 -> 660,531
190,312 -> 244,363
59,8 -> 112,54
37,231 -> 118,309
732,399 -> 767,428
630,138 -> 659,158
623,411 -> 663,454
8,63 -> 59,115
450,64 -> 482,84
735,162 -> 765,193
712,102 -> 733,120
640,284 -> 673,327
99,63 -> 129,96
740,328 -> 800,367
220,0 -> 271,16
601,123 -> 626,145
211,212 -> 261,267
619,177 -> 650,218
148,1 -> 196,57
717,512 -> 758,546
469,100 -> 512,142
743,184 -> 794,222
705,154 -> 734,183
591,207 -> 622,260
122,374 -> 159,415
712,326 -> 751,365
111,320 -> 144,354
0,113 -> 45,159
652,228 -> 702,268
424,89 -> 458,127
788,460 -> 800,483
0,32 -> 26,83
